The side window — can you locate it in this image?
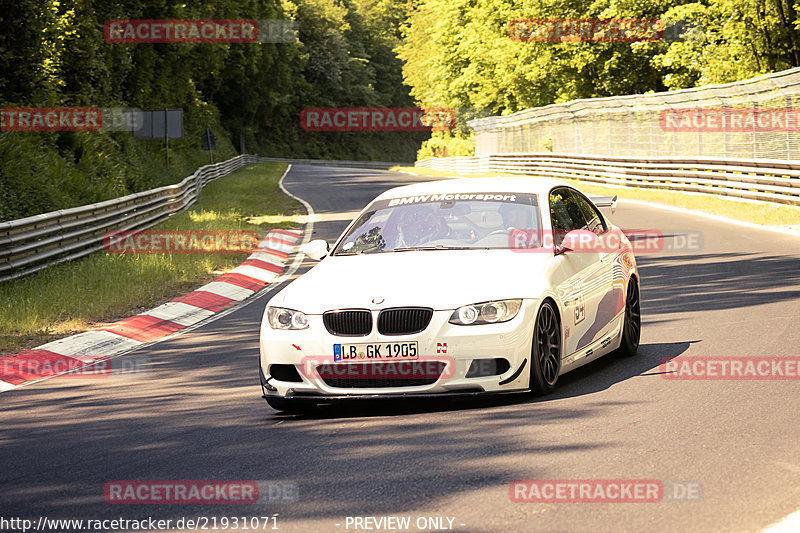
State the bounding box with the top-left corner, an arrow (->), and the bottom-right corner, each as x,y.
549,188 -> 587,246
574,192 -> 607,235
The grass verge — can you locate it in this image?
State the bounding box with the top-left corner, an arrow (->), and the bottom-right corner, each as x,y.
0,162 -> 300,354
392,166 -> 800,227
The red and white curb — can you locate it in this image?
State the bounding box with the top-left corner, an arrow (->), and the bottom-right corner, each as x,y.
0,228 -> 302,392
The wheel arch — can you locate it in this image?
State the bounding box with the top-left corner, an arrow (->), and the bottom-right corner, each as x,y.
540,296 -> 562,331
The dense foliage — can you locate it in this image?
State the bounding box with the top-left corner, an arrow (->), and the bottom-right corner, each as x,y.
398,0 -> 800,156
2,0 -> 798,219
0,0 -> 421,221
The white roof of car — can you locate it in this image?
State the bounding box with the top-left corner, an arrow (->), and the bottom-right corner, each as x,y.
375,176 -> 571,200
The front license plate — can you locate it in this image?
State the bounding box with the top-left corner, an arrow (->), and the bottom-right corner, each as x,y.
333,342 -> 418,362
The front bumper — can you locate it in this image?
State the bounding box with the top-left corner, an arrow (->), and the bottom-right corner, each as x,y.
259,302 -> 538,399
263,389 -> 530,406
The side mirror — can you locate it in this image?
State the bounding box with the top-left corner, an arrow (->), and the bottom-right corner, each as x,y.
300,239 -> 329,261
556,229 -> 598,255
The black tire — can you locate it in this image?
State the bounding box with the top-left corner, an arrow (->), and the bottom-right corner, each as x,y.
266,397 -> 313,413
617,277 -> 641,357
529,300 -> 561,395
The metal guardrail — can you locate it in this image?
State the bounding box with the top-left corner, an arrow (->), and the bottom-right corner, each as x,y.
0,154 -> 258,283
415,153 -> 800,206
257,157 -> 413,170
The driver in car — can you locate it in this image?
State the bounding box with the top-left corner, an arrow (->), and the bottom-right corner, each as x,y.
498,202 -> 539,248
396,205 -> 450,247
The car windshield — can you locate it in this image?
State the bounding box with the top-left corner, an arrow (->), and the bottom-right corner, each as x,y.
332,192 -> 540,254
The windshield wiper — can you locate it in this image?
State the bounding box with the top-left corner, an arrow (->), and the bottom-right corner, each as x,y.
392,245 -> 482,252
334,249 -> 382,256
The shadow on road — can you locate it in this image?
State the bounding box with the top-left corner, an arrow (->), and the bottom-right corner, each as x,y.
271,340 -> 694,421
638,253 -> 800,314
5,175 -> 800,524
0,324 -> 689,523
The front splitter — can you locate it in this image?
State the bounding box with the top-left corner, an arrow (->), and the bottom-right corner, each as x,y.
263,388 -> 529,402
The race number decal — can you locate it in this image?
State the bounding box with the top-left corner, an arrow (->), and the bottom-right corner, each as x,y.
574,295 -> 586,325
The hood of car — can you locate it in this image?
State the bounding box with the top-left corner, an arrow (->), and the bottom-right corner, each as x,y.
269,249 -> 555,313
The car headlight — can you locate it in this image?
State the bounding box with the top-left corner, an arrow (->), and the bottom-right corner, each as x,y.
266,307 -> 309,330
449,299 -> 523,325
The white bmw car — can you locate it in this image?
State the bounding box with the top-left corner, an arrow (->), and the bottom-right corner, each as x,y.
259,177 -> 640,412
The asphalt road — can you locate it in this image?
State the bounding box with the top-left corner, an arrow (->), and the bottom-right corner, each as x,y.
2,164 -> 800,533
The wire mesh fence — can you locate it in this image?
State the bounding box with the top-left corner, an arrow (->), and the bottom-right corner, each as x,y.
469,67 -> 800,160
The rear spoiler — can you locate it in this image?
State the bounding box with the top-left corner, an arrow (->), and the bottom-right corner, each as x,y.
588,195 -> 617,211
